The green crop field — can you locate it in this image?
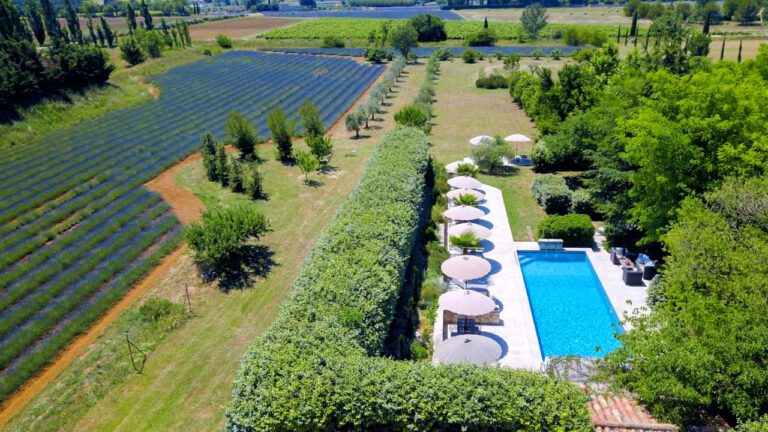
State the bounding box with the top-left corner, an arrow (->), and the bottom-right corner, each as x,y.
261,18 -> 624,41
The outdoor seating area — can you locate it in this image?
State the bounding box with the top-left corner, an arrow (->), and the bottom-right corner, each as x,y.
611,247 -> 656,285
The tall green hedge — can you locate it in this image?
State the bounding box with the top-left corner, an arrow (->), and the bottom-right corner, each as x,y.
532,174 -> 573,215
536,214 -> 595,247
227,127 -> 592,432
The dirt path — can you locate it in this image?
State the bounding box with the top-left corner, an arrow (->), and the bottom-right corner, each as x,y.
0,245 -> 187,427
0,155 -> 206,427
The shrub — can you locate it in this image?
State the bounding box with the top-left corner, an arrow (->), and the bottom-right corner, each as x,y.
461,48 -> 482,63
216,34 -> 233,48
394,104 -> 428,129
535,214 -> 594,247
363,47 -> 392,63
321,35 -> 345,48
119,36 -> 145,65
531,174 -> 572,214
456,163 -> 478,177
465,28 -> 496,46
227,127 -> 592,431
433,47 -> 454,61
570,188 -> 595,216
242,162 -> 264,200
476,72 -> 509,89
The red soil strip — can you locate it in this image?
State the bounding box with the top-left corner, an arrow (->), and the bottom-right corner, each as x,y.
0,154 -> 207,427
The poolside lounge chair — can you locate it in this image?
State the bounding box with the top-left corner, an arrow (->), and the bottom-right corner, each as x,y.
636,253 -> 657,280
622,265 -> 644,286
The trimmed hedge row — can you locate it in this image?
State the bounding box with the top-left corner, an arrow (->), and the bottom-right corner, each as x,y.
536,214 -> 595,247
227,128 -> 592,432
532,173 -> 573,215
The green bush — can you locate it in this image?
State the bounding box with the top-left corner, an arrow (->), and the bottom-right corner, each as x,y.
465,28 -> 496,46
571,188 -> 595,216
394,104 -> 428,129
321,35 -> 345,48
532,174 -> 572,214
737,416 -> 768,432
461,48 -> 482,63
216,34 -> 233,48
476,72 -> 509,89
535,214 -> 595,247
363,47 -> 392,63
227,127 -> 591,432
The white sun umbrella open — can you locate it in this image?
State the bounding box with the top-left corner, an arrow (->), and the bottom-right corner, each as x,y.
504,133 -> 532,143
469,135 -> 494,146
447,222 -> 491,241
448,176 -> 482,190
445,160 -> 477,174
441,255 -> 492,281
443,205 -> 485,222
446,188 -> 485,201
439,289 -> 496,316
433,334 -> 502,365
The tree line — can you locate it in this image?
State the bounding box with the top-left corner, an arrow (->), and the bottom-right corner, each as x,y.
1,0 -> 113,117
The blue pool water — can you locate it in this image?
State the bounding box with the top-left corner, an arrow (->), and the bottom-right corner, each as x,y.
518,251 -> 622,358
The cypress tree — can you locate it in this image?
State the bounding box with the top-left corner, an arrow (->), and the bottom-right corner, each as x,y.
126,4 -> 137,34
228,157 -> 244,193
200,132 -> 219,181
644,28 -> 650,51
170,26 -> 179,47
616,24 -> 621,44
216,143 -> 229,186
39,0 -> 61,43
100,16 -> 114,47
86,14 -> 98,45
63,0 -> 83,44
0,0 -> 32,40
720,36 -> 726,60
629,10 -> 638,37
96,25 -> 105,46
25,0 -> 46,45
703,12 -> 710,34
737,39 -> 742,63
140,0 -> 153,30
483,17 -> 488,29
634,30 -> 638,47
624,28 -> 629,46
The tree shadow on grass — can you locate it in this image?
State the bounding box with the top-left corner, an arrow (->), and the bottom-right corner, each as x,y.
306,179 -> 325,188
217,245 -> 277,291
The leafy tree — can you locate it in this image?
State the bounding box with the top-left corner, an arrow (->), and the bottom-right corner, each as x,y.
298,99 -> 325,138
184,205 -> 268,273
100,16 -> 114,47
267,107 -> 294,162
389,23 -> 418,58
503,54 -> 521,71
408,13 -> 446,42
200,132 -> 218,181
687,31 -> 711,56
293,150 -> 320,183
320,35 -> 344,48
119,36 -> 145,65
126,4 -> 137,34
226,110 -> 258,159
216,34 -> 233,48
601,177 -> 768,427
140,0 -> 153,30
472,137 -> 512,173
135,29 -> 163,58
345,111 -> 362,138
521,4 -> 548,39
25,0 -> 45,45
734,0 -> 760,25
306,135 -> 333,164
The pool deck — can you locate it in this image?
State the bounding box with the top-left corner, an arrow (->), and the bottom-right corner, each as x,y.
433,181 -> 649,370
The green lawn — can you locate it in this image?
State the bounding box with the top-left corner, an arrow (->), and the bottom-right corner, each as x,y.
429,60 -> 546,241
3,62 -> 426,432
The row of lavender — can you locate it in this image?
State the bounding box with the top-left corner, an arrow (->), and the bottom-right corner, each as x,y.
0,51 -> 384,400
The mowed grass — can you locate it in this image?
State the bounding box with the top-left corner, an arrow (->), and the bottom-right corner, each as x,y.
3,63 -> 425,432
429,60 -> 546,240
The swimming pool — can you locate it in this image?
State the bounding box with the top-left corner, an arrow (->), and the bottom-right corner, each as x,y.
518,251 -> 622,358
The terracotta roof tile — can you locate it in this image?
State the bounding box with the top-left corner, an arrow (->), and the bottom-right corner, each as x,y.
589,394 -> 678,432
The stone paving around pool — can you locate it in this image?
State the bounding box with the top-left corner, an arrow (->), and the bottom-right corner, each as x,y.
433,180 -> 650,370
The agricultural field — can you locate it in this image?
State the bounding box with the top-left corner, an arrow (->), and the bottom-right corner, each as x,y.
261,18 -> 624,41
0,51 -> 382,402
262,5 -> 463,20
187,15 -> 304,40
261,46 -> 578,56
458,6 -> 640,24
